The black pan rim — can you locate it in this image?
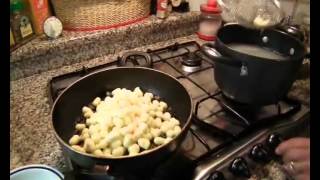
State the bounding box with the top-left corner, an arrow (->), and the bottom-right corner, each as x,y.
50,66 -> 193,160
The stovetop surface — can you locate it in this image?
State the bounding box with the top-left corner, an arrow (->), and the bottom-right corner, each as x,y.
50,41 -> 310,180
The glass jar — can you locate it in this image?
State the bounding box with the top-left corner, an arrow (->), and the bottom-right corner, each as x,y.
197,0 -> 222,41
10,0 -> 34,44
10,0 -> 24,43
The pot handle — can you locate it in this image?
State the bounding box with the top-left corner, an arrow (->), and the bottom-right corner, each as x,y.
201,43 -> 243,68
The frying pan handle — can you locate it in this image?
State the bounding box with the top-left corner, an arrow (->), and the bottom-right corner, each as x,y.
201,43 -> 243,68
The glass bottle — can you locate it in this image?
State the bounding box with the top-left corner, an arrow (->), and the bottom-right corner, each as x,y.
197,0 -> 222,41
10,0 -> 34,43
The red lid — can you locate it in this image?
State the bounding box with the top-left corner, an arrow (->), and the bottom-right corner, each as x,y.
201,0 -> 221,14
196,32 -> 217,41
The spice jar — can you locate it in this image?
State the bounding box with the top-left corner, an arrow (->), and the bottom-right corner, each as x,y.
197,0 -> 222,41
156,0 -> 168,19
10,0 -> 34,44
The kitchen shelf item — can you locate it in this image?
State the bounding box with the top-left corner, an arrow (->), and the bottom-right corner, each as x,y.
218,0 -> 284,29
51,0 -> 151,31
27,0 -> 52,35
43,16 -> 63,39
197,0 -> 222,41
10,0 -> 36,52
156,0 -> 168,19
236,0 -> 284,29
10,28 -> 15,47
10,0 -> 34,43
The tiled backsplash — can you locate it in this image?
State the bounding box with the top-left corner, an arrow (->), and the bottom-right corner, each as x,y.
281,0 -> 310,24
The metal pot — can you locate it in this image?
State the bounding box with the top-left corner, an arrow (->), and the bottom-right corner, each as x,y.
201,23 -> 307,105
51,67 -> 193,174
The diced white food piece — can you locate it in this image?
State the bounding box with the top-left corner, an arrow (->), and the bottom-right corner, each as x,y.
123,134 -> 135,148
92,97 -> 101,107
159,101 -> 168,109
173,126 -> 182,136
160,121 -> 171,133
93,149 -> 104,157
112,146 -> 125,156
142,132 -> 153,140
84,138 -> 96,153
152,100 -> 160,106
82,106 -> 92,114
154,137 -> 166,145
113,117 -> 124,128
133,87 -> 143,97
110,139 -> 122,149
169,118 -> 180,126
162,112 -> 171,121
164,137 -> 173,144
155,111 -> 163,118
103,148 -> 111,156
105,130 -> 121,143
112,88 -> 122,96
96,138 -> 109,149
69,135 -> 81,145
128,144 -> 140,155
166,129 -> 175,138
150,128 -> 161,138
75,123 -> 86,131
138,138 -> 151,150
152,118 -> 162,128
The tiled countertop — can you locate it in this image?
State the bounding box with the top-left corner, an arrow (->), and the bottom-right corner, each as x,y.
10,12 -> 200,81
10,34 -> 310,172
10,35 -> 201,171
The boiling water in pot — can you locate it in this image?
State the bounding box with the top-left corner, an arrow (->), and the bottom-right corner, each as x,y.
227,43 -> 288,60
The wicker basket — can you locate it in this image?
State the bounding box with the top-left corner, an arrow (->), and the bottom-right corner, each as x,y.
51,0 -> 151,31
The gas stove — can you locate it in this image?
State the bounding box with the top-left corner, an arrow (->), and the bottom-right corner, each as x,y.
49,41 -> 310,180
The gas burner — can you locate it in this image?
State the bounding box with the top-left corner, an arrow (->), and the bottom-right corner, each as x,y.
213,93 -> 301,127
49,41 -> 309,180
64,149 -> 195,180
119,51 -> 152,67
181,52 -> 202,73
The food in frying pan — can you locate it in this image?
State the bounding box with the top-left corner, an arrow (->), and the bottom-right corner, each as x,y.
68,87 -> 182,157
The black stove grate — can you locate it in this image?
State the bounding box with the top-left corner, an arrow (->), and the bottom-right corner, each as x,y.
49,41 -> 302,180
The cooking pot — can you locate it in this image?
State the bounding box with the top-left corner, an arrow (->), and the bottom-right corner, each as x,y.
201,23 -> 308,105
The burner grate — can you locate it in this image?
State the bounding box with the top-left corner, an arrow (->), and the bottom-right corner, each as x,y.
49,41 -> 304,180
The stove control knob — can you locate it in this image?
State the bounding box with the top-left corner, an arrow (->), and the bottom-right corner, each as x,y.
229,157 -> 251,178
207,171 -> 225,180
249,143 -> 271,163
266,133 -> 283,152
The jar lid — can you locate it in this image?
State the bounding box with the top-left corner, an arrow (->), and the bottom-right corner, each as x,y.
201,0 -> 221,14
10,0 -> 24,13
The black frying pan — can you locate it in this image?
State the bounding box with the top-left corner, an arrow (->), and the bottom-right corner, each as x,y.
51,67 -> 193,174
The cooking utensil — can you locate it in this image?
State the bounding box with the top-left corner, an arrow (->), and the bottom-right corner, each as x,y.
201,23 -> 307,105
217,0 -> 285,29
51,67 -> 193,173
238,0 -> 284,29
